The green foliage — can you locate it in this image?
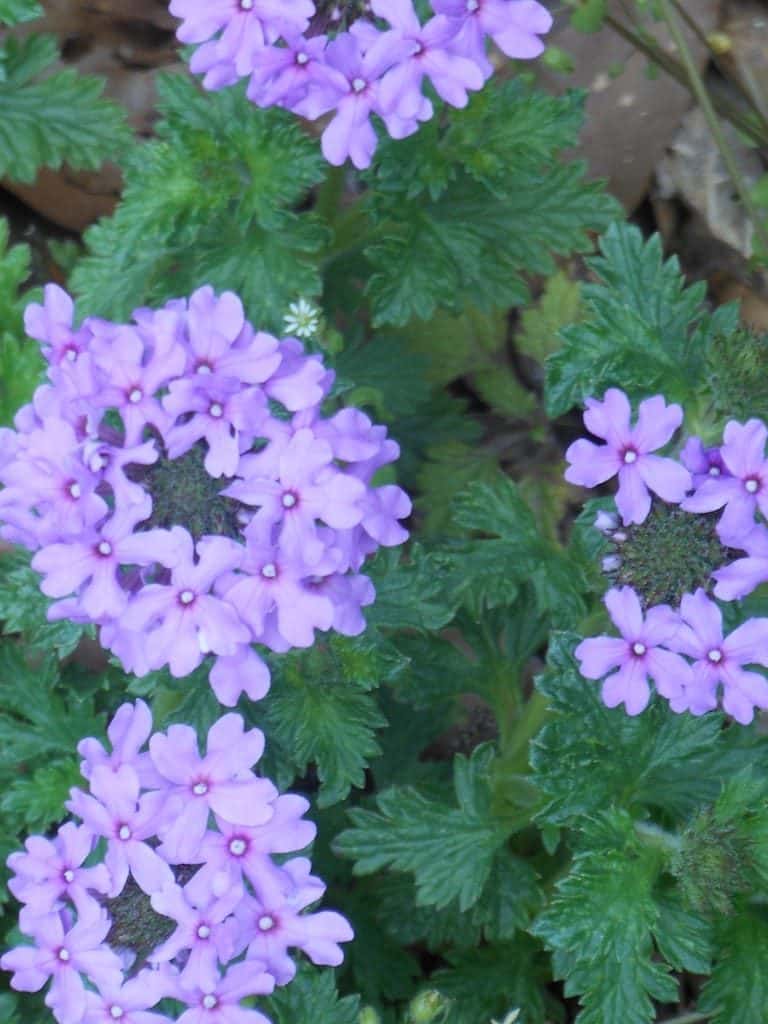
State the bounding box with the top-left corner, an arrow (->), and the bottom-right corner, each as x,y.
72,74 -> 326,330
0,0 -> 41,25
532,811 -> 678,1024
262,967 -> 361,1024
698,910 -> 768,1024
0,220 -> 42,424
0,548 -> 86,660
531,633 -> 767,825
363,79 -> 618,326
545,222 -> 741,416
0,34 -> 130,182
335,745 -> 511,911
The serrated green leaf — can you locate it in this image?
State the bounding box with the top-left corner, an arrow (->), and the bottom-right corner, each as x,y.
653,895 -> 712,975
0,34 -> 130,183
698,910 -> 768,1023
72,74 -> 325,331
530,633 -> 768,824
261,967 -> 360,1024
433,938 -> 549,1024
0,756 -> 80,831
335,746 -> 509,910
544,222 -> 740,416
532,811 -> 677,1024
517,271 -> 582,362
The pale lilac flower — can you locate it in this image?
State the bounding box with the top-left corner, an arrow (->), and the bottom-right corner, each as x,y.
680,436 -> 728,489
575,585 -> 693,715
7,823 -> 110,920
24,284 -> 91,369
235,858 -> 354,984
666,589 -> 768,724
432,0 -> 552,73
66,765 -> 173,896
84,972 -> 173,1024
565,388 -> 691,525
714,524 -> 768,601
682,418 -> 768,544
148,714 -> 277,861
77,699 -> 161,789
0,909 -> 122,1023
174,961 -> 275,1024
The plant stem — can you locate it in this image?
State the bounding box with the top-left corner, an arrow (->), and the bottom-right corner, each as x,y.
604,13 -> 765,145
635,820 -> 683,856
658,0 -> 768,256
658,1012 -> 712,1024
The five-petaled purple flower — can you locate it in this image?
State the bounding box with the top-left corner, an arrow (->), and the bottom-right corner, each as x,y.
565,388 -> 691,525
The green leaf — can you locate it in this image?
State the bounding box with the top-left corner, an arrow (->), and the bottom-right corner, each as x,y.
259,637 -> 395,806
517,271 -> 582,362
0,547 -> 86,659
72,74 -> 325,331
698,910 -> 768,1023
545,222 -> 740,415
0,34 -> 130,182
0,0 -> 42,26
0,756 -> 80,832
433,938 -> 549,1024
364,79 -> 617,326
364,546 -> 463,633
569,0 -> 607,32
0,220 -> 42,424
530,633 -> 765,825
335,745 -> 510,911
261,967 -> 360,1024
532,811 -> 677,1024
652,895 -> 712,975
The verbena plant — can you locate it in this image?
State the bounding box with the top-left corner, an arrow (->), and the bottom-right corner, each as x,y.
2,2 -> 768,1024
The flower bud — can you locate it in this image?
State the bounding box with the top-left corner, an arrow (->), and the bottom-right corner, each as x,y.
407,990 -> 449,1023
358,1008 -> 382,1024
594,510 -> 618,533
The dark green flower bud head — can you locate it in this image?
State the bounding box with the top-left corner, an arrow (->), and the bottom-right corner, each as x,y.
604,501 -> 735,608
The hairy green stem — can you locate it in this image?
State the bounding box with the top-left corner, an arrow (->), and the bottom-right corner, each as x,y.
635,820 -> 683,856
658,0 -> 768,256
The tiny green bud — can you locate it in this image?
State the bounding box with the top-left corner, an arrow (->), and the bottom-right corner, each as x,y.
407,990 -> 449,1024
541,46 -> 575,74
358,1008 -> 382,1024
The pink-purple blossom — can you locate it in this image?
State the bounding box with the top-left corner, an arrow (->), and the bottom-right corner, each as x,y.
575,585 -> 692,715
1,703 -> 353,1024
168,0 -> 552,169
565,388 -> 692,525
664,589 -> 768,724
0,284 -> 410,705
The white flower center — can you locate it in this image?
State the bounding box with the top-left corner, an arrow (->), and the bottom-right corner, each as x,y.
209,402 -> 224,418
68,482 -> 81,499
118,825 -> 132,841
707,648 -> 723,663
261,563 -> 277,579
197,924 -> 211,940
229,838 -> 247,856
632,642 -> 646,657
297,51 -> 309,65
110,1008 -> 124,1020
281,493 -> 297,509
239,0 -> 253,9
196,363 -> 212,375
352,77 -> 366,92
91,454 -> 107,471
745,478 -> 760,494
98,540 -> 112,556
193,781 -> 209,796
179,589 -> 196,605
623,449 -> 638,465
65,348 -> 78,363
709,465 -> 721,476
202,995 -> 218,1010
128,388 -> 143,404
57,948 -> 70,962
467,0 -> 480,10
63,869 -> 75,883
258,914 -> 275,931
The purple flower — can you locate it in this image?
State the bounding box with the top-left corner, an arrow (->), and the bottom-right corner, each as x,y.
84,972 -> 173,1024
714,524 -> 768,601
682,418 -> 768,544
235,857 -> 354,984
680,436 -> 729,489
565,388 -> 691,525
666,589 -> 768,724
432,0 -> 552,73
174,961 -> 274,1024
148,714 -> 278,861
7,823 -> 110,920
575,585 -> 693,715
66,765 -> 174,896
1,908 -> 122,1023
24,284 -> 90,369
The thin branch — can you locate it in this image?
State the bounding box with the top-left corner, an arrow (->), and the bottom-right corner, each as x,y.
658,0 -> 768,256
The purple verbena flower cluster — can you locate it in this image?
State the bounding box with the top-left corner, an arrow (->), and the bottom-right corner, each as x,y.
168,0 -> 553,168
565,387 -> 768,724
0,284 -> 410,706
0,701 -> 353,1024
